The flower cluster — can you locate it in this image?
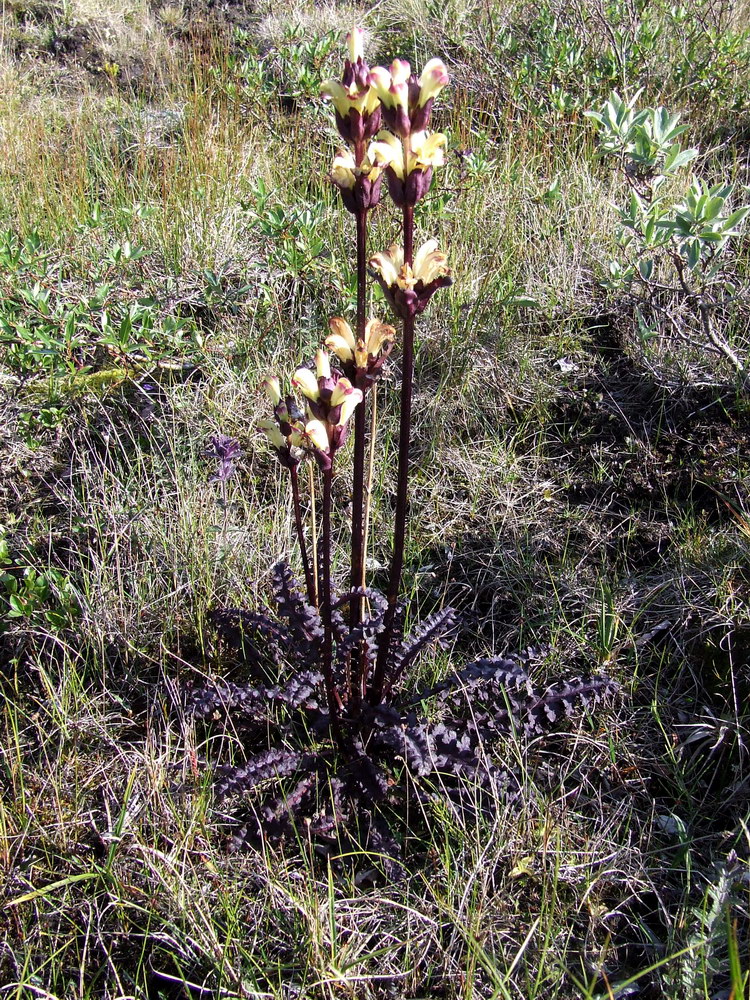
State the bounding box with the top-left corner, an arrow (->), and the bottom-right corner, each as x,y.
322,35 -> 450,221
292,351 -> 363,469
325,316 -> 395,388
259,377 -> 327,470
329,145 -> 387,215
369,57 -> 449,138
322,30 -> 387,216
371,130 -> 446,208
261,31 -> 453,467
370,239 -> 453,319
321,29 -> 381,145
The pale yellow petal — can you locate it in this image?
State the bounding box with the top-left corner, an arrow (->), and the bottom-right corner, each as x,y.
369,250 -> 399,287
365,318 -> 395,355
329,377 -> 356,406
328,317 -> 356,351
413,239 -> 439,277
305,419 -> 330,452
411,131 -> 446,169
337,389 -> 363,425
363,87 -> 380,115
368,66 -> 392,103
370,131 -> 403,178
325,333 -> 355,363
315,350 -> 331,380
418,58 -> 449,104
320,79 -> 350,117
331,154 -> 356,189
292,368 -> 319,400
262,376 -> 281,406
258,419 -> 285,450
389,59 -> 411,85
346,28 -> 364,63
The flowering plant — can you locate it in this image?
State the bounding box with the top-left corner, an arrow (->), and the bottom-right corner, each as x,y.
194,30 -> 614,874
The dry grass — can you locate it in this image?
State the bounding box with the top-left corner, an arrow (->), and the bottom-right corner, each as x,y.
1,0 -> 750,995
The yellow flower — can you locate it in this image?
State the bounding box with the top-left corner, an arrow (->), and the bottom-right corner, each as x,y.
325,317 -> 357,362
413,239 -> 451,284
417,58 -> 449,106
330,144 -> 387,188
329,378 -> 363,425
292,367 -> 320,401
325,316 -> 395,371
320,78 -> 380,119
369,63 -> 409,115
258,418 -> 286,450
296,419 -> 329,453
371,130 -> 446,179
261,376 -> 281,406
411,131 -> 447,169
369,245 -> 403,288
369,240 -> 452,318
331,150 -> 358,190
369,129 -> 446,206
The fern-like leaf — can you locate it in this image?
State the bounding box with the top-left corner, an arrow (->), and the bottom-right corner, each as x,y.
523,675 -> 617,736
272,562 -> 324,645
214,748 -> 318,800
387,606 -> 459,690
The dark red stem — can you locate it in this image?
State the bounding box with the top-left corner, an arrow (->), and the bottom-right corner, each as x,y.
350,208 -> 368,625
321,463 -> 340,733
369,204 -> 415,705
290,465 -> 316,607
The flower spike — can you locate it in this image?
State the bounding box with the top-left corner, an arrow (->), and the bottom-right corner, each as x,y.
346,27 -> 364,63
321,28 -> 381,145
258,378 -> 309,470
371,129 -> 447,207
368,56 -> 450,136
325,316 -> 395,388
370,240 -> 453,319
329,142 -> 387,214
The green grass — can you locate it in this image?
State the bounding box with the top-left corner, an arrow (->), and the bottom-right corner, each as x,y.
2,0 -> 750,996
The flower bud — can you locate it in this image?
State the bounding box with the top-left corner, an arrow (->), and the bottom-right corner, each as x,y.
315,349 -> 331,381
346,27 -> 364,63
262,376 -> 281,406
418,58 -> 449,106
258,419 -> 286,451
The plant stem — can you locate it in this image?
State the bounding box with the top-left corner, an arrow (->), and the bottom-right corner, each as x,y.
308,462 -> 319,606
350,208 -> 368,628
350,385 -> 379,711
321,462 -> 341,732
362,385 -> 378,593
290,465 -> 316,607
370,202 -> 415,705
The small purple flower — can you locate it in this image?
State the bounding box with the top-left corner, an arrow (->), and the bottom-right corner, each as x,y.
208,434 -> 242,482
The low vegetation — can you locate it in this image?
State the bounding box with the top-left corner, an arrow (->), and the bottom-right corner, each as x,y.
1,0 -> 749,997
